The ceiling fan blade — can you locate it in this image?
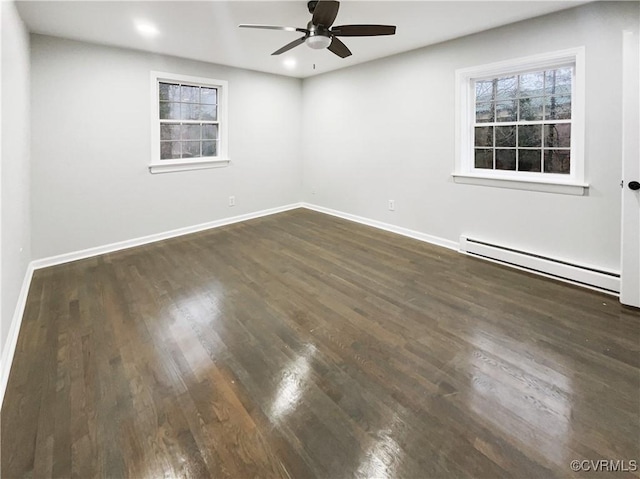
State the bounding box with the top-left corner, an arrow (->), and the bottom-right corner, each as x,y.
239,24 -> 309,34
330,24 -> 396,37
312,1 -> 340,28
272,36 -> 307,55
328,36 -> 352,58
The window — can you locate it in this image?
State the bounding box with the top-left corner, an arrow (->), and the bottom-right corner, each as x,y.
150,72 -> 228,174
454,48 -> 586,195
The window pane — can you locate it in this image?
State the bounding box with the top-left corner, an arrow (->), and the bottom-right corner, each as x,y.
495,100 -> 517,122
519,97 -> 544,121
475,81 -> 494,102
467,67 -> 573,178
202,124 -> 219,140
474,149 -> 493,169
545,67 -> 572,95
496,149 -> 516,170
518,72 -> 544,98
181,141 -> 201,158
160,123 -> 181,141
160,102 -> 180,120
545,95 -> 571,120
201,88 -> 217,105
474,126 -> 493,147
181,85 -> 199,103
495,126 -> 516,147
160,141 -> 181,159
202,140 -> 218,157
475,101 -> 494,123
518,149 -> 542,172
181,104 -> 200,121
159,83 -> 180,102
496,76 -> 517,100
182,124 -> 201,140
518,125 -> 542,147
200,104 -> 217,121
544,149 -> 570,174
545,123 -> 571,148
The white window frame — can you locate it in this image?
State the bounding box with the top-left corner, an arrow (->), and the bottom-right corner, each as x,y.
149,71 -> 229,174
454,47 -> 587,195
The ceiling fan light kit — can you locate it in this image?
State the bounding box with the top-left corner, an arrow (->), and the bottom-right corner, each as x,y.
306,34 -> 332,50
239,0 -> 397,59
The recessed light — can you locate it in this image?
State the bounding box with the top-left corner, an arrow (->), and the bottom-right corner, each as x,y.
283,58 -> 297,70
135,21 -> 159,38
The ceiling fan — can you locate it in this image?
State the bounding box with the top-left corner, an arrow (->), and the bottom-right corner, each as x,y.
239,0 -> 396,58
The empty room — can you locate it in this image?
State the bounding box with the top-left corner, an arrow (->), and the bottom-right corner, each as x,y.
1,0 -> 639,477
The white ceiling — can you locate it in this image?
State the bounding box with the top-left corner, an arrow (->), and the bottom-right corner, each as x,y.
16,0 -> 588,78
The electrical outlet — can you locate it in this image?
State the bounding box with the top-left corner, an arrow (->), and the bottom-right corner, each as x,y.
388,200 -> 395,211
229,196 -> 235,207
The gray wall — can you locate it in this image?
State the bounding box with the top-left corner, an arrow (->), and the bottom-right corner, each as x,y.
302,1 -> 639,272
31,35 -> 303,259
1,1 -> 31,353
27,2 -> 640,274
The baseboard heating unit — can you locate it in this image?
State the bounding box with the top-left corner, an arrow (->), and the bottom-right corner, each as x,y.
459,236 -> 620,294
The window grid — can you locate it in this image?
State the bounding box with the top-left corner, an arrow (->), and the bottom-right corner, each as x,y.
158,82 -> 219,161
473,67 -> 572,174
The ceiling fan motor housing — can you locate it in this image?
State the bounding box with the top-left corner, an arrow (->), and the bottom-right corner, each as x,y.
304,21 -> 332,49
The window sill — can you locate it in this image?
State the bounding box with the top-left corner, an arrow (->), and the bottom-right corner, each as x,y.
452,173 -> 588,195
149,158 -> 230,174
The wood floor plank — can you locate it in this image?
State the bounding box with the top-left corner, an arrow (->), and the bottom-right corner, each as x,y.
2,208 -> 639,478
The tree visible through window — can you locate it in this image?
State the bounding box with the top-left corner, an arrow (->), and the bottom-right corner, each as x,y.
159,82 -> 219,160
473,67 -> 572,174
150,71 -> 228,174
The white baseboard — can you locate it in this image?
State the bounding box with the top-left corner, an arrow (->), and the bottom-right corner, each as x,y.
301,203 -> 459,251
460,235 -> 620,295
0,263 -> 34,411
300,203 -> 620,295
32,203 -> 303,269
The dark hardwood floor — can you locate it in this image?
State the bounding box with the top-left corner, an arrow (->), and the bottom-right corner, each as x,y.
2,208 -> 639,478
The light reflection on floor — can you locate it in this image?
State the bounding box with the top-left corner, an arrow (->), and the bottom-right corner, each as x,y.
269,343 -> 317,423
356,414 -> 404,479
166,286 -> 225,380
468,330 -> 572,466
